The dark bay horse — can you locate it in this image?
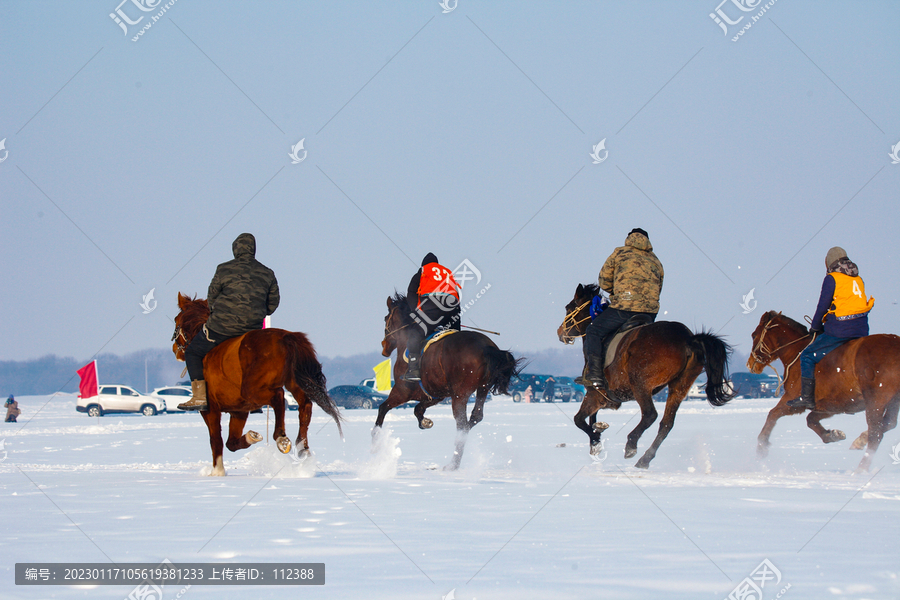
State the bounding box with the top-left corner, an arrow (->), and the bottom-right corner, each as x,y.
749,310 -> 900,472
172,293 -> 342,475
559,284 -> 734,469
375,294 -> 523,470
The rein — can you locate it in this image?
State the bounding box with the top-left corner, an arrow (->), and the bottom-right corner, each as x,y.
560,298 -> 593,344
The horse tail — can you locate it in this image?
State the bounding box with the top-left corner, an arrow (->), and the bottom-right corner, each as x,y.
689,331 -> 735,407
283,333 -> 343,438
483,346 -> 525,396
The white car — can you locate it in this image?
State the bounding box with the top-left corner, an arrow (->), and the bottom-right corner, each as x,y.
76,385 -> 166,417
148,386 -> 193,412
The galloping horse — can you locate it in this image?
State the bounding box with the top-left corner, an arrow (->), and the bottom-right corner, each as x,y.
559,284 -> 734,468
748,310 -> 900,472
375,294 -> 523,470
172,293 -> 342,475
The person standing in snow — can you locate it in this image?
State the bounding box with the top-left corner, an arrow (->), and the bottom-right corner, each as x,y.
178,233 -> 280,410
788,246 -> 873,410
579,228 -> 664,391
5,395 -> 20,423
543,376 -> 556,402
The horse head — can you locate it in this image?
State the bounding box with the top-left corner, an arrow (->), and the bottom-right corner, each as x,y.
747,310 -> 808,373
558,283 -> 596,344
172,293 -> 210,361
382,295 -> 410,357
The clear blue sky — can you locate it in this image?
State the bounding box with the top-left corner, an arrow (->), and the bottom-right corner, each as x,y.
1,1 -> 898,365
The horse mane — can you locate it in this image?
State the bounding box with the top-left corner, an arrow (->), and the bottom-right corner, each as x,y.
581,283 -> 600,298
769,311 -> 808,336
390,292 -> 414,326
179,295 -> 210,340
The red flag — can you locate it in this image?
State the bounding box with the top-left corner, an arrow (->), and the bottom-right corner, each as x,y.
77,360 -> 99,399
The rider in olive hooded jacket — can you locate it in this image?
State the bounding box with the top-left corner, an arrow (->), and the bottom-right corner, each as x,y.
179,233 -> 280,410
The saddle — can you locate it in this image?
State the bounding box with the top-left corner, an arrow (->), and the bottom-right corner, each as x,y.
604,314 -> 654,367
403,328 -> 458,363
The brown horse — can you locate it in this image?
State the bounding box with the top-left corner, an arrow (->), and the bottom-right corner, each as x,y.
748,310 -> 900,472
172,293 -> 342,475
374,294 -> 523,470
559,284 -> 734,469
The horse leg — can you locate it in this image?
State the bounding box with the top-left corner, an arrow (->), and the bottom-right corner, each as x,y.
412,396 -> 443,429
444,395 -> 471,471
201,410 -> 226,476
635,384 -> 687,469
292,396 -> 313,460
806,410 -> 846,444
467,386 -> 489,429
850,431 -> 868,450
374,384 -> 414,432
856,402 -> 889,473
268,388 -> 291,454
758,396 -> 806,458
224,411 -> 259,451
625,392 -> 657,459
854,396 -> 900,450
574,389 -> 606,456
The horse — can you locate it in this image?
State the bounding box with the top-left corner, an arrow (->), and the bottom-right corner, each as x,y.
374,294 -> 524,470
748,310 -> 900,472
558,283 -> 734,469
172,293 -> 342,476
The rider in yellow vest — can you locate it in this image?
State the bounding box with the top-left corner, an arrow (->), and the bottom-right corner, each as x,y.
788,246 -> 873,410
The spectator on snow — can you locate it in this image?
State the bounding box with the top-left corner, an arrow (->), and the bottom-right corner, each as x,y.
5,395 -> 20,423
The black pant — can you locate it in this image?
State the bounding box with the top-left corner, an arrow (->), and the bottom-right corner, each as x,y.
584,308 -> 655,361
185,326 -> 228,380
407,298 -> 461,358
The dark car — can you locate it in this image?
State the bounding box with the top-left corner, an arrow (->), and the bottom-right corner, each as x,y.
509,373 -> 574,402
555,376 -> 585,403
439,392 -> 492,405
729,372 -> 779,398
328,385 -> 389,409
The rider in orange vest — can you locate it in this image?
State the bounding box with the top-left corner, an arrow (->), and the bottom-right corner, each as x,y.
788,246 -> 873,410
402,253 -> 461,382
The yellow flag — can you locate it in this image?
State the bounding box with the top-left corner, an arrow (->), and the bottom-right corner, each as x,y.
373,358 -> 392,392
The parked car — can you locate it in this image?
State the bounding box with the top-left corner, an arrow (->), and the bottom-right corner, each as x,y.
509,373 -> 574,402
148,386 -> 192,412
76,385 -> 165,417
329,385 -> 389,409
555,376 -> 585,403
360,377 -> 394,393
439,392 -> 493,405
729,372 -> 779,398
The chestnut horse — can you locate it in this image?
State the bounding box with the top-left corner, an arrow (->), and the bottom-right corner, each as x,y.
559,284 -> 734,469
172,293 -> 342,475
749,310 -> 900,472
375,294 -> 523,470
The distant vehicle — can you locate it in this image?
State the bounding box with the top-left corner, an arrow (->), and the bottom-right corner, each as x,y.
510,373 -> 576,402
730,372 -> 779,398
555,376 -> 585,402
329,385 -> 389,409
439,392 -> 493,405
77,385 -> 165,417
360,378 -> 394,393
284,390 -> 299,411
148,386 -> 192,412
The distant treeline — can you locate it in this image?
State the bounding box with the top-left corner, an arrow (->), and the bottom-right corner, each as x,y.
0,346 -> 750,396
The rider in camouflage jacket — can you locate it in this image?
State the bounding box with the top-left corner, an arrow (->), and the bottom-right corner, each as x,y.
180,233 -> 280,410
581,228 -> 664,391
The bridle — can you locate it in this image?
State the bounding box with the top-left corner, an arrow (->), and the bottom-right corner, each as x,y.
559,298 -> 593,345
384,305 -> 413,340
749,312 -> 814,395
171,324 -> 188,355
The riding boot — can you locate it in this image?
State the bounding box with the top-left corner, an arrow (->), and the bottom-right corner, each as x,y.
584,354 -> 608,390
402,356 -> 422,382
787,377 -> 816,410
179,380 -> 208,411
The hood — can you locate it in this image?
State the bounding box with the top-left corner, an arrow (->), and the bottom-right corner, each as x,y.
624,231 -> 652,251
232,233 -> 256,258
421,252 -> 438,266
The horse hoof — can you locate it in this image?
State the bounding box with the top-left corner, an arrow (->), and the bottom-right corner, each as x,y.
245,431 -> 263,444
624,447 -> 637,459
276,436 -> 292,454
592,421 -> 610,432
756,444 -> 770,459
419,418 -> 433,430
849,432 -> 868,450
635,458 -> 650,470
590,441 -> 604,456
825,430 -> 846,443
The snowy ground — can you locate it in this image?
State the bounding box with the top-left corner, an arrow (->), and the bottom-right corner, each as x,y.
2,393 -> 899,600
